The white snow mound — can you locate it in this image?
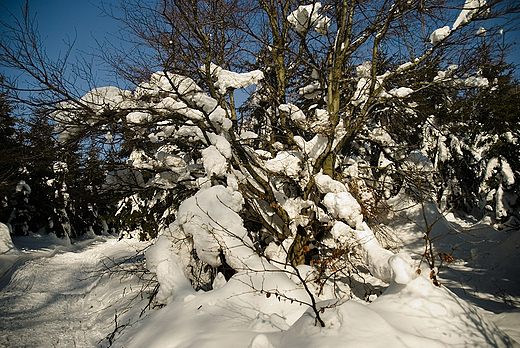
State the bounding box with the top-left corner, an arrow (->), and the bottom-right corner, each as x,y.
0,223 -> 17,254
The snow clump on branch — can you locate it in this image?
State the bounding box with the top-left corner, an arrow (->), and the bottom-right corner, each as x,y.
207,63 -> 264,94
288,3 -> 326,34
453,0 -> 488,30
430,26 -> 451,45
430,0 -> 488,44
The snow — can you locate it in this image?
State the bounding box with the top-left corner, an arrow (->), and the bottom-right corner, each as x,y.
116,268 -> 309,348
4,6 -> 520,346
208,133 -> 233,159
104,131 -> 114,142
407,150 -> 435,171
477,26 -> 488,36
313,108 -> 330,131
464,75 -> 489,88
397,61 -> 413,73
434,65 -> 459,83
294,135 -> 328,163
175,102 -> 206,120
496,184 -> 507,220
0,223 -> 18,260
173,185 -> 248,268
3,61 -> 520,346
430,26 -> 451,44
453,0 -> 487,30
502,159 -> 515,186
385,193 -> 520,306
329,221 -> 351,245
298,81 -> 321,99
256,149 -> 273,159
215,68 -> 264,94
281,264 -> 515,347
53,161 -> 68,173
388,86 -> 414,98
388,253 -> 416,284
321,191 -> 399,284
53,86 -> 134,142
202,145 -> 228,177
350,224 -> 394,283
143,185 -> 310,308
314,173 -> 347,194
129,149 -> 159,170
265,151 -> 303,178
80,86 -> 133,114
1,202 -> 519,348
126,111 -> 153,124
0,235 -> 153,347
135,71 -> 174,97
135,71 -> 202,98
279,103 -> 306,123
175,125 -> 206,142
482,157 -> 501,192
281,197 -> 313,224
493,310 -> 520,344
322,191 -> 363,229
430,4 -> 491,49
241,131 -> 259,140
156,148 -> 186,169
352,62 -> 391,107
356,61 -> 372,79
369,275 -> 514,347
282,296 -> 449,347
287,3 -> 323,34
315,16 -> 331,35
250,334 -> 277,348
120,250 -> 515,348
145,234 -> 194,304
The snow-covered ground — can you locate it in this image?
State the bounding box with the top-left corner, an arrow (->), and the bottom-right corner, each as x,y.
0,229 -> 153,348
1,203 -> 519,348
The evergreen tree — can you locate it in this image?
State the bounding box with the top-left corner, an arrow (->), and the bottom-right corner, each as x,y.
428,49 -> 520,223
0,77 -> 25,226
24,110 -> 67,236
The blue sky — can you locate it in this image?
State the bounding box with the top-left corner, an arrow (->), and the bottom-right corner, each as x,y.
0,0 -> 117,51
1,0 -> 519,95
0,0 -> 125,92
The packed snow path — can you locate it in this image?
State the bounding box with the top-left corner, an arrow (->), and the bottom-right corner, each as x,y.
0,237 -> 151,348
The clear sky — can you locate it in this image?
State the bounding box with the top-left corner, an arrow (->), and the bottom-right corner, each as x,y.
0,0 -> 126,92
0,0 -> 117,52
1,0 -> 519,95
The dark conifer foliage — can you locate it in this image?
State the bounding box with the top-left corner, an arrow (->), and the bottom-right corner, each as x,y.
0,77 -> 25,226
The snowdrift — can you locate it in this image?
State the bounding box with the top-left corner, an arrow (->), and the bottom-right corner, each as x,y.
118,260 -> 516,348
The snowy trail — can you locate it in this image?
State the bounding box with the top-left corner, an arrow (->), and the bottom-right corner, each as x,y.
0,237 -> 151,348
